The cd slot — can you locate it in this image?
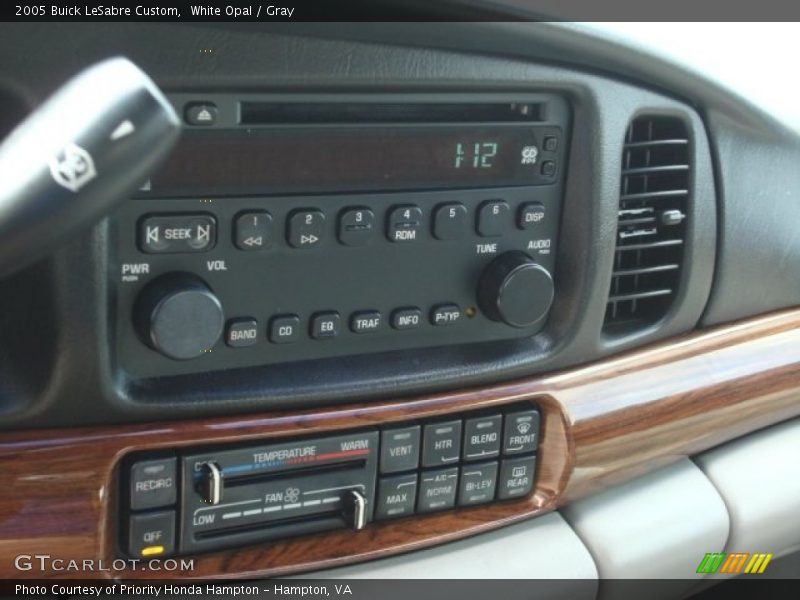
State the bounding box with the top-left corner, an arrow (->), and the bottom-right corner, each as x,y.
239,101 -> 546,125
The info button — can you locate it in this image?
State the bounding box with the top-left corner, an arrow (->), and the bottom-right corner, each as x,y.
139,214 -> 216,254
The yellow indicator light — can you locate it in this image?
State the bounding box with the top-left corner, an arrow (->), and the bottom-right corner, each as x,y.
141,545 -> 164,557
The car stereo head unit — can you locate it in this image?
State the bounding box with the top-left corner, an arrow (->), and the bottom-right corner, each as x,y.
112,94 -> 570,378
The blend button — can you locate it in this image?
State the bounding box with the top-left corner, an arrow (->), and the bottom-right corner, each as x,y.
139,214 -> 216,254
130,457 -> 176,510
463,414 -> 502,461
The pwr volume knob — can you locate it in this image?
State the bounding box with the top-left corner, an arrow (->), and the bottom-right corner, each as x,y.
134,273 -> 224,360
477,251 -> 554,328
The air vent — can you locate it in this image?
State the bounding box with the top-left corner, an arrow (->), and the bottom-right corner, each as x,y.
604,116 -> 690,333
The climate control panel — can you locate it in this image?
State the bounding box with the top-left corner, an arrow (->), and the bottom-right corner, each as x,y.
120,403 -> 541,558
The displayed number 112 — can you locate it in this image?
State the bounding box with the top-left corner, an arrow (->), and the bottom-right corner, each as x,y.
454,142 -> 498,169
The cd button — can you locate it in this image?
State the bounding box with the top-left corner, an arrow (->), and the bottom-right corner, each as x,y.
269,315 -> 300,344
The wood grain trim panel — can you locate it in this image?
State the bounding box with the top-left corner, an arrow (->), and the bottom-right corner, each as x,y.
1,308 -> 799,578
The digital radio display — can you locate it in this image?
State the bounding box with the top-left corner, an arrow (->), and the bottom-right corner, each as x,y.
145,125 -> 559,197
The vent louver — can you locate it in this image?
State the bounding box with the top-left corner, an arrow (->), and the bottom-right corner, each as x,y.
604,116 -> 690,332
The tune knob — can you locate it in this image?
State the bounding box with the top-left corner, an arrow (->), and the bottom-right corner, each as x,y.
477,251 -> 554,328
134,273 -> 224,360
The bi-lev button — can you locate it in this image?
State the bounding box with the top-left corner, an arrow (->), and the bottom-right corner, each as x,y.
139,214 -> 216,254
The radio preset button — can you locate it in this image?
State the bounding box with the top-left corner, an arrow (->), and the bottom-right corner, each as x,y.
433,202 -> 467,240
128,510 -> 175,558
350,310 -> 382,334
338,207 -> 375,246
311,312 -> 341,340
130,457 -> 177,510
463,414 -> 502,461
518,202 -> 546,230
430,304 -> 462,326
139,214 -> 216,254
287,209 -> 325,248
391,307 -> 422,330
476,200 -> 509,237
458,461 -> 498,506
387,205 -> 422,243
421,420 -> 462,468
380,425 -> 421,474
269,315 -> 300,344
417,467 -> 458,513
375,473 -> 418,520
234,211 -> 272,251
225,318 -> 258,348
